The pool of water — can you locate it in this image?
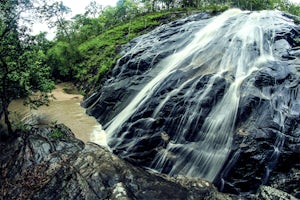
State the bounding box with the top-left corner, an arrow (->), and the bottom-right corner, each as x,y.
9,83 -> 107,146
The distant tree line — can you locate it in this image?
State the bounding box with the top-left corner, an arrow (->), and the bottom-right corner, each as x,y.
46,0 -> 300,83
116,0 -> 300,15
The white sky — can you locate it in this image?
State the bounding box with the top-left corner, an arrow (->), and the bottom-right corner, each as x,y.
290,0 -> 300,3
32,0 -> 118,38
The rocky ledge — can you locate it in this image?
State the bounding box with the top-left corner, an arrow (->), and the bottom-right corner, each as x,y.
0,125 -> 296,199
0,125 -> 242,200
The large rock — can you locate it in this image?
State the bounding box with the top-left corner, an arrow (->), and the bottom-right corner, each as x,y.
214,43 -> 300,198
82,9 -> 300,199
256,185 -> 298,200
81,12 -> 213,125
0,125 -> 240,200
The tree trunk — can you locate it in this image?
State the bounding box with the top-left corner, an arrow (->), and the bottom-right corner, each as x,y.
3,102 -> 12,135
0,57 -> 13,135
0,95 -> 13,135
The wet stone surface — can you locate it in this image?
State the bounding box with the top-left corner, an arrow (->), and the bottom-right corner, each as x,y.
0,125 -> 241,200
83,10 -> 300,198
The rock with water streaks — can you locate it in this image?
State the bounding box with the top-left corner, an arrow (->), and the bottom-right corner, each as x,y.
215,41 -> 300,198
0,125 -> 241,200
82,9 -> 300,199
81,12 -> 213,125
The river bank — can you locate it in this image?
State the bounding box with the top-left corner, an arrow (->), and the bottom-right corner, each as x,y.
8,83 -> 107,146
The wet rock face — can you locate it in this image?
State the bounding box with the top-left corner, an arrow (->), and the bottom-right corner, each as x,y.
0,125 -> 238,200
257,186 -> 299,200
216,106 -> 300,198
216,38 -> 300,197
83,10 -> 300,198
82,12 -> 213,125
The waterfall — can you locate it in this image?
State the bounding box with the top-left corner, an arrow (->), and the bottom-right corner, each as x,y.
97,9 -> 299,181
105,9 -> 243,136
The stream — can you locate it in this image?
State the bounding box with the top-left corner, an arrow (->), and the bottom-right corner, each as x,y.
9,83 -> 107,146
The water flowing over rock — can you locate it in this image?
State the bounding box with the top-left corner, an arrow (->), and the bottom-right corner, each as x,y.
83,9 -> 300,197
0,125 -> 240,199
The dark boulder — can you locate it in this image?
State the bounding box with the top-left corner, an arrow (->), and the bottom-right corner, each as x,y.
215,48 -> 300,198
0,125 -> 241,200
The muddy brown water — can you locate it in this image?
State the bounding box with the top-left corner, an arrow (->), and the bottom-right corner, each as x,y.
8,83 -> 107,146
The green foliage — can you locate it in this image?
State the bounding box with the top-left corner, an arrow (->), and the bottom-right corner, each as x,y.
43,0 -> 299,94
280,2 -> 300,17
10,112 -> 30,131
77,11 -> 176,89
47,41 -> 73,77
0,0 -> 56,135
49,127 -> 64,139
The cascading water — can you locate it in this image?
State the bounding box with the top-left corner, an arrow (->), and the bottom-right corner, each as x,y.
150,10 -> 297,180
84,8 -> 300,193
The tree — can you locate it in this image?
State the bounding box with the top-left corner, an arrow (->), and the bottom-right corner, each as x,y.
41,1 -> 72,40
47,40 -> 81,80
0,0 -> 55,135
140,0 -> 159,12
40,1 -> 84,81
161,0 -> 175,9
85,1 -> 103,18
181,0 -> 197,7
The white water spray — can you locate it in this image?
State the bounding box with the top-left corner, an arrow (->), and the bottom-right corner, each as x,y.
106,9 -> 297,181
